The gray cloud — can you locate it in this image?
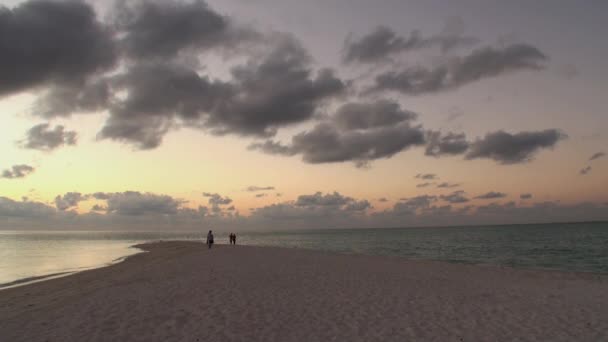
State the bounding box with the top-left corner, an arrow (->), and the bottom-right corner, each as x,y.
1,165 -> 35,179
440,191 -> 470,203
370,44 -> 547,95
425,131 -> 469,157
0,0 -> 117,97
113,0 -> 231,60
343,25 -> 478,64
378,197 -> 388,202
465,129 -> 566,164
475,191 -> 507,200
0,197 -> 55,218
520,193 -> 533,200
332,100 -> 417,130
97,35 -> 345,149
20,123 -> 77,151
250,100 -> 425,167
203,192 -> 233,214
105,191 -> 184,216
54,192 -> 87,211
589,152 -> 605,161
437,182 -> 460,189
579,166 -> 592,175
34,80 -> 111,119
255,193 -> 267,198
416,183 -> 433,188
246,186 -> 275,192
415,173 -> 438,180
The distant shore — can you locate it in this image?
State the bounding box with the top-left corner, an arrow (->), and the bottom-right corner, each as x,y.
1,241 -> 607,341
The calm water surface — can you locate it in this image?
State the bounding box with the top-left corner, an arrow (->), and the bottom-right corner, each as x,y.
1,222 -> 607,287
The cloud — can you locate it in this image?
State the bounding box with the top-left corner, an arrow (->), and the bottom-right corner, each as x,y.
113,0 -> 233,60
54,192 -> 87,211
19,123 -> 77,151
246,186 -> 275,192
1,165 -> 35,179
579,166 -> 592,175
250,100 -> 425,167
415,173 -> 437,180
425,131 -> 469,157
251,191 -> 371,221
437,182 -> 460,189
342,25 -> 478,64
416,183 -> 433,188
202,192 -> 233,214
0,0 -> 117,97
369,44 -> 547,95
255,193 -> 267,198
465,129 -> 566,164
105,191 -> 185,216
520,193 -> 533,200
332,100 -> 417,130
589,152 -> 605,161
440,191 -> 470,203
378,197 -> 389,202
0,197 -> 55,218
475,191 -> 507,200
97,34 -> 345,149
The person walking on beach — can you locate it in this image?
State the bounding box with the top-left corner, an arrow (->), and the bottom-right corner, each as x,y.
232,233 -> 237,245
229,233 -> 233,245
206,230 -> 214,249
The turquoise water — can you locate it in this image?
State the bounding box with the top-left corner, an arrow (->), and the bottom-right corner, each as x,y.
1,222 -> 607,287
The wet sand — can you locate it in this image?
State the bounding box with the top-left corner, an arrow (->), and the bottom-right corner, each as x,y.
1,241 -> 607,341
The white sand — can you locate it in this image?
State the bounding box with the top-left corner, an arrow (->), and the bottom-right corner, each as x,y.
1,241 -> 607,341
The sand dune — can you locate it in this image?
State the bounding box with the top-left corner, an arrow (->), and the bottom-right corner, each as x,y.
1,241 -> 607,341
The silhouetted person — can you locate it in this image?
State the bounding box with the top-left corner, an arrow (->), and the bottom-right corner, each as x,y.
232,233 -> 237,245
229,233 -> 234,245
206,230 -> 214,249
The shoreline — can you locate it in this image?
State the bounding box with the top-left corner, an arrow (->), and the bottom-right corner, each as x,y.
2,240 -> 606,292
1,241 -> 607,341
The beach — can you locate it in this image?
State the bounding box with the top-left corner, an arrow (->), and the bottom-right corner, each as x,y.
1,241 -> 607,341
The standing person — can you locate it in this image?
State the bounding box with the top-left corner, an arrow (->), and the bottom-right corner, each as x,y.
233,233 -> 237,245
229,233 -> 234,245
206,230 -> 214,249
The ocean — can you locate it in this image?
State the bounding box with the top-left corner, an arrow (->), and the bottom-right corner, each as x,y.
1,222 -> 607,288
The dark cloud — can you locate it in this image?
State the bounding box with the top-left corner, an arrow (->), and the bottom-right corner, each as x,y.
332,100 -> 417,130
520,193 -> 533,200
255,193 -> 266,198
378,197 -> 389,202
425,131 -> 469,157
97,62 -> 230,149
0,0 -> 117,97
437,182 -> 460,189
475,191 -> 507,200
370,44 -> 547,95
19,123 -> 77,151
246,186 -> 275,192
0,197 -> 55,218
202,192 -> 233,214
251,191 -> 370,221
105,191 -> 184,216
34,80 -> 111,118
54,192 -> 87,211
465,129 -> 566,164
288,121 -> 425,166
579,166 -> 592,175
589,152 -> 605,161
343,25 -> 478,64
416,183 -> 433,188
415,173 -> 437,180
1,165 -> 35,179
97,35 -> 345,149
440,191 -> 470,203
91,204 -> 107,212
113,0 -> 232,60
251,100 -> 425,167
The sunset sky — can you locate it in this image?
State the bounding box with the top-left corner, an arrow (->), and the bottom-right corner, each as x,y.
1,0 -> 607,230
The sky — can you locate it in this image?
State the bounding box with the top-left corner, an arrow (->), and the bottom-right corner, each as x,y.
1,0 -> 607,231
